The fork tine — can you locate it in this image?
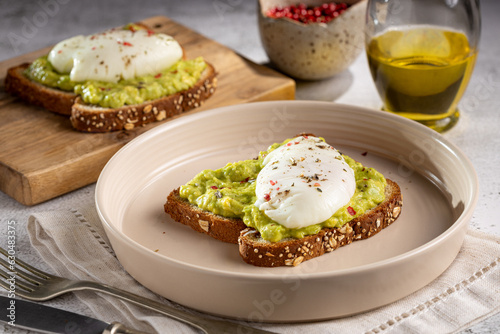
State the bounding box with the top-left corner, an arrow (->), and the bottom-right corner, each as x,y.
0,257 -> 45,285
0,246 -> 52,279
0,267 -> 36,293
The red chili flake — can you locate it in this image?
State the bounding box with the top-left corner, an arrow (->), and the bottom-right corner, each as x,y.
286,142 -> 293,146
313,182 -> 320,187
99,87 -> 106,91
361,151 -> 368,156
270,180 -> 277,186
147,29 -> 155,36
347,206 -> 356,216
57,50 -> 62,54
210,186 -> 218,189
240,177 -> 250,184
128,25 -> 137,32
154,73 -> 162,79
92,47 -> 96,50
90,35 -> 96,40
303,135 -> 309,139
264,193 -> 271,201
122,41 -> 133,47
276,187 -> 280,191
294,141 -> 299,144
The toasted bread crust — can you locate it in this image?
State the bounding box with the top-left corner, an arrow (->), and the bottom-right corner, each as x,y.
70,62 -> 217,132
165,188 -> 247,244
164,179 -> 403,267
4,63 -> 76,116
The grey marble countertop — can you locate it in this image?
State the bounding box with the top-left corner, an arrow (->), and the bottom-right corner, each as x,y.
0,0 -> 499,333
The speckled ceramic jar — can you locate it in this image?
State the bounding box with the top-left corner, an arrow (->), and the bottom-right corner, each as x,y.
258,0 -> 367,80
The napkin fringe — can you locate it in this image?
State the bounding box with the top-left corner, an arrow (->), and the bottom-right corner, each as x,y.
70,208 -> 116,257
365,256 -> 500,334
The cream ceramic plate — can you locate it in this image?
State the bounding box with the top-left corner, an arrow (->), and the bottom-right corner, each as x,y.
96,101 -> 478,322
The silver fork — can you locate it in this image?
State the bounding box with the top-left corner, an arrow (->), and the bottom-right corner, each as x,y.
0,247 -> 276,334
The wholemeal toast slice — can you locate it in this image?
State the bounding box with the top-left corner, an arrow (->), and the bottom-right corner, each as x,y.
4,23 -> 217,132
164,180 -> 402,266
164,134 -> 403,267
6,61 -> 216,132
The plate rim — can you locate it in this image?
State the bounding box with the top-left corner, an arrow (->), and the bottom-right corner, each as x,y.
95,100 -> 479,279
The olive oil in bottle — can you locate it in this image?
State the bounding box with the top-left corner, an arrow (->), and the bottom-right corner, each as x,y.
366,26 -> 477,132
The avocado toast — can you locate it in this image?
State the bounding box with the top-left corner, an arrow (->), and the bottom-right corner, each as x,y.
4,23 -> 217,132
164,135 -> 403,267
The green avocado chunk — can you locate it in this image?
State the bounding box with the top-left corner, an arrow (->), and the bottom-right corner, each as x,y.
24,55 -> 206,109
179,138 -> 387,242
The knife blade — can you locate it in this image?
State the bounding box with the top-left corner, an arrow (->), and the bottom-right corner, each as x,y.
0,296 -> 148,334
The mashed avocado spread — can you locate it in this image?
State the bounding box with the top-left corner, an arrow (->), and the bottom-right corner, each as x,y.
179,138 -> 387,242
24,56 -> 206,109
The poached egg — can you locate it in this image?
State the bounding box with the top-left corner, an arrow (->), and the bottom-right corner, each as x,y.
48,28 -> 183,83
254,135 -> 356,229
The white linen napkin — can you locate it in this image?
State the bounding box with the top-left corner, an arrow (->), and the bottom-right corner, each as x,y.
27,203 -> 500,334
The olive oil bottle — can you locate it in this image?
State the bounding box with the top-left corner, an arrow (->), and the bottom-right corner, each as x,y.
366,26 -> 477,131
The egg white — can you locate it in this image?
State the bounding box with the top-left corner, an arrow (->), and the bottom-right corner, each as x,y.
48,29 -> 182,83
254,136 -> 356,229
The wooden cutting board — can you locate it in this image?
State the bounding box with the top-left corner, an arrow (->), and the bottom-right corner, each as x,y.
0,16 -> 295,206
